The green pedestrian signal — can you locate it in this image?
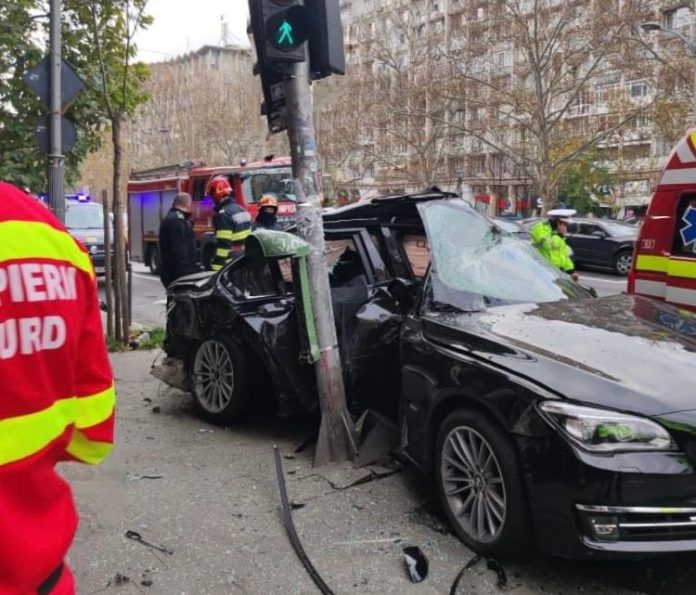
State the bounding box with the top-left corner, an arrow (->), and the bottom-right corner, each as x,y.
266,6 -> 310,53
277,20 -> 295,46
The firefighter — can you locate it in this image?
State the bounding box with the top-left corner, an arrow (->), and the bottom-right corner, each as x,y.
158,192 -> 200,287
530,208 -> 579,281
0,181 -> 115,594
253,195 -> 280,231
206,176 -> 252,271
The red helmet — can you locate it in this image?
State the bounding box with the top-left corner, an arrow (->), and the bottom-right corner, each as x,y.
258,195 -> 278,210
206,176 -> 232,202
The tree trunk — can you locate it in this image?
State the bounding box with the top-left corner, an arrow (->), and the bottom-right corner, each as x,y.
112,115 -> 129,344
102,189 -> 114,338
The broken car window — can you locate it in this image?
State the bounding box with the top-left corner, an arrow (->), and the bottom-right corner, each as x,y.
418,200 -> 592,311
220,256 -> 282,299
325,238 -> 368,287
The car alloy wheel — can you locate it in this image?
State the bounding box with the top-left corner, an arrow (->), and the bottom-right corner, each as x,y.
441,426 -> 507,543
614,251 -> 633,276
191,335 -> 248,423
436,409 -> 530,557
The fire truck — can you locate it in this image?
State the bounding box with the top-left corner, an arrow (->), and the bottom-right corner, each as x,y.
127,156 -> 297,273
629,129 -> 696,312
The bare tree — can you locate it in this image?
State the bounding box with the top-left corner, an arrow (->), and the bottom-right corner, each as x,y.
439,0 -> 662,209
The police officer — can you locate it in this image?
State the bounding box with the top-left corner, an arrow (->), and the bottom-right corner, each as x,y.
158,192 -> 200,287
206,176 -> 252,271
0,181 -> 115,594
253,195 -> 280,230
530,208 -> 579,282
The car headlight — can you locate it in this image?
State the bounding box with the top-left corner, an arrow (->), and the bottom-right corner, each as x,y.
539,401 -> 677,453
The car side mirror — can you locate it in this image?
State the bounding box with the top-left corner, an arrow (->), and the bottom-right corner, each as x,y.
591,230 -> 606,238
389,277 -> 418,313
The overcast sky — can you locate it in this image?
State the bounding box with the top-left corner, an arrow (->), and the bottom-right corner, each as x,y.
135,0 -> 250,62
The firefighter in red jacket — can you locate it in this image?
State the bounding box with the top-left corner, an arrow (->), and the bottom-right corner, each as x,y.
0,182 -> 116,594
206,176 -> 252,271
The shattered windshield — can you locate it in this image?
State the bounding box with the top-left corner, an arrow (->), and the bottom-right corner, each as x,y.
418,200 -> 592,312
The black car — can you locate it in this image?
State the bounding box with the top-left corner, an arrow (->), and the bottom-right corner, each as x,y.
65,198 -> 111,276
158,192 -> 696,560
565,218 -> 637,275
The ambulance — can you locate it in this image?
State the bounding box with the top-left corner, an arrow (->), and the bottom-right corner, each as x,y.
629,129 -> 696,311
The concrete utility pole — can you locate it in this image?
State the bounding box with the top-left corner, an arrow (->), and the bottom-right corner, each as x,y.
49,0 -> 65,223
284,60 -> 357,465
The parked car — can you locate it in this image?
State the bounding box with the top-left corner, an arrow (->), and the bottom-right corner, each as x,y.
157,192 -> 696,560
492,217 -> 530,239
65,195 -> 112,276
565,218 -> 637,276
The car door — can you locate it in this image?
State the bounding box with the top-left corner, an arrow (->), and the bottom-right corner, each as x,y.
566,222 -> 602,265
216,254 -> 317,414
325,228 -> 403,417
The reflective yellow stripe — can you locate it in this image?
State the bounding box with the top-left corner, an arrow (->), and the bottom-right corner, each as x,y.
75,384 -> 116,429
0,384 -> 115,466
635,255 -> 668,273
215,248 -> 229,258
230,229 -> 251,242
635,254 -> 696,279
216,230 -> 234,240
668,259 -> 696,280
66,429 -> 113,465
211,263 -> 223,271
0,221 -> 94,278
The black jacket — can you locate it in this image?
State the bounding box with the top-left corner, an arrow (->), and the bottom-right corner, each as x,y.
159,207 -> 199,287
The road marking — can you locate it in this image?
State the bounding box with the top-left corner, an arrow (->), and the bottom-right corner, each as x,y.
578,275 -> 626,285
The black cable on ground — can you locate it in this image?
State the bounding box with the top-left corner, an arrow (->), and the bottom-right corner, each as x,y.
273,444 -> 335,595
450,554 -> 507,593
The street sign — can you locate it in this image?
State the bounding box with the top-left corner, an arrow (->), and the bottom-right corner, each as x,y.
23,55 -> 86,111
35,116 -> 77,154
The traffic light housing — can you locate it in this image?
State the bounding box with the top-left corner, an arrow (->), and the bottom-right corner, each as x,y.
250,0 -> 309,65
306,0 -> 345,79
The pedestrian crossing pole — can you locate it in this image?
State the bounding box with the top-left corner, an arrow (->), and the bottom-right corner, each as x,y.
284,59 -> 357,465
49,0 -> 65,224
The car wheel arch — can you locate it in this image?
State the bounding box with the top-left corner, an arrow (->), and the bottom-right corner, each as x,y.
425,391 -> 509,471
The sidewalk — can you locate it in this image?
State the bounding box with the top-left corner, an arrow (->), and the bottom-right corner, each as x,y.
62,351 -> 651,594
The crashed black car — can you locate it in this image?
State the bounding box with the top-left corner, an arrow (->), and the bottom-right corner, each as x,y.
158,192 -> 696,560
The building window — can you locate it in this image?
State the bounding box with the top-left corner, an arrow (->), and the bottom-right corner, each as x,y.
628,80 -> 648,98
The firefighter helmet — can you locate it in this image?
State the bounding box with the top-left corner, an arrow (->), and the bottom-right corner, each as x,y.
206,176 -> 233,202
258,195 -> 278,210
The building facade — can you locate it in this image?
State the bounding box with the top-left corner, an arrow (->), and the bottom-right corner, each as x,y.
317,0 -> 695,214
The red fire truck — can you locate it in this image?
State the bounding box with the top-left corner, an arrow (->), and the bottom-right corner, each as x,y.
127,156 -> 297,273
629,130 -> 696,311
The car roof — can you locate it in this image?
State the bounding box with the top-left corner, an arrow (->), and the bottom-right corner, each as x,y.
323,188 -> 457,227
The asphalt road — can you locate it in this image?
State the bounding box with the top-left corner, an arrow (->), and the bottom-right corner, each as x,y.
99,263 -> 167,329
577,270 -> 627,297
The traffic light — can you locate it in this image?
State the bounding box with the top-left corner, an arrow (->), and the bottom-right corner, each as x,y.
249,0 -> 310,66
305,0 -> 345,79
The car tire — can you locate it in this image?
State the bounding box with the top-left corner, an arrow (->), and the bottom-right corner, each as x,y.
613,250 -> 633,276
147,244 -> 161,275
435,408 -> 531,558
191,335 -> 249,424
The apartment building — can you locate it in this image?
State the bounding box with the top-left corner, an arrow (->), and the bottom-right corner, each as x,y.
320,0 -> 695,214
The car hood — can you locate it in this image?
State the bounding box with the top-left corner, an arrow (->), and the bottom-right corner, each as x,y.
429,295 -> 696,417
